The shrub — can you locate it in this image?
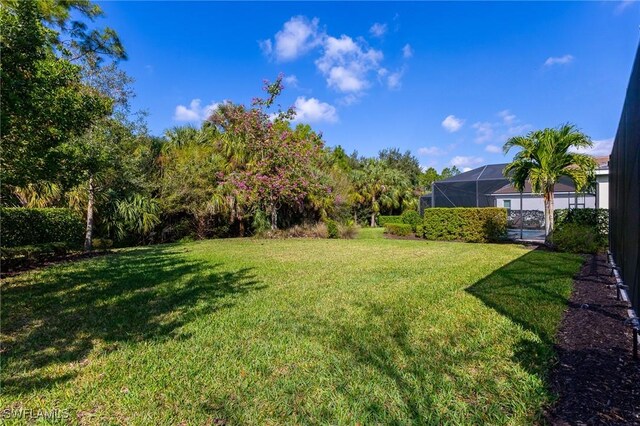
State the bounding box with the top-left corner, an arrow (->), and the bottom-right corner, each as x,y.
92,238 -> 114,251
378,215 -> 402,227
554,208 -> 608,238
550,223 -> 603,254
422,208 -> 507,243
400,210 -> 422,231
415,225 -> 424,238
384,223 -> 413,236
1,242 -> 74,271
338,221 -> 359,239
326,219 -> 340,239
1,208 -> 84,248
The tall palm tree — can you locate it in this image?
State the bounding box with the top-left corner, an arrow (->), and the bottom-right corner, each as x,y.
503,124 -> 597,240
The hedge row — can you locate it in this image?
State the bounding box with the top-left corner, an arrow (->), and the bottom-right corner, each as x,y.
421,208 -> 507,243
377,215 -> 402,226
383,223 -> 413,236
554,208 -> 608,237
1,208 -> 84,247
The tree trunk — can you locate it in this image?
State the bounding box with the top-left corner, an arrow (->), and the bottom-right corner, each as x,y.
544,188 -> 555,243
83,175 -> 95,252
370,196 -> 377,227
270,206 -> 278,230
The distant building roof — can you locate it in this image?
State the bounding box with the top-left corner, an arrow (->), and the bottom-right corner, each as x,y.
438,163 -> 509,183
491,177 -> 578,195
594,155 -> 609,169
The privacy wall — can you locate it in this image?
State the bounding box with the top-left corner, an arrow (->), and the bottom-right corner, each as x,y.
610,41 -> 640,311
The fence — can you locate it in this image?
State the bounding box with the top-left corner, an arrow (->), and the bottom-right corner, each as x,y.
609,41 -> 640,313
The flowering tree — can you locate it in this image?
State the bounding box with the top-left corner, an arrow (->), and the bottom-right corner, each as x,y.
207,75 -> 328,230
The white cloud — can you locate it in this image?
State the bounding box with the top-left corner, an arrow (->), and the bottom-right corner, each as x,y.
451,156 -> 484,168
462,167 -> 472,172
284,75 -> 299,88
473,122 -> 496,143
418,146 -> 446,156
316,34 -> 384,94
402,44 -> 413,59
498,110 -> 516,125
369,22 -> 387,38
442,115 -> 465,133
387,69 -> 404,90
262,16 -> 402,96
174,99 -> 219,122
261,16 -> 323,61
570,138 -> 614,156
292,96 -> 338,123
544,54 -> 574,67
485,144 -> 502,154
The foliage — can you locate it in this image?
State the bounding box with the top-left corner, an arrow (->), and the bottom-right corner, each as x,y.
0,207 -> 84,247
351,159 -> 412,227
383,222 -> 413,236
378,148 -> 422,186
422,208 -> 508,243
0,237 -> 582,424
259,222 -> 329,239
554,208 -> 609,238
338,221 -> 359,239
503,124 -> 597,239
0,0 -> 124,188
550,223 -> 603,254
377,215 -> 402,226
326,219 -> 340,239
400,209 -> 422,231
0,242 -> 74,271
552,208 -> 608,252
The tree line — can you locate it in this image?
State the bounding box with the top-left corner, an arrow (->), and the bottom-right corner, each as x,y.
1,0 -> 462,249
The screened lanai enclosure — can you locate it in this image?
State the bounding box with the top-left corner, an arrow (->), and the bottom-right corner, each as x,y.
419,163 -> 601,240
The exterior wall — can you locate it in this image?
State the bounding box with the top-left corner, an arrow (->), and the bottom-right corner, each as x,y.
596,173 -> 609,209
494,192 -> 596,211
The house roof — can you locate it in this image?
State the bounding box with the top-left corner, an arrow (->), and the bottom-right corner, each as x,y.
594,155 -> 609,169
491,177 -> 578,195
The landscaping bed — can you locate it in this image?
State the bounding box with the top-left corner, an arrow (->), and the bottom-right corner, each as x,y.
545,253 -> 640,425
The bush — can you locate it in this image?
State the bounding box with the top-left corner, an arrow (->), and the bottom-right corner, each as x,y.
378,215 -> 402,227
400,210 -> 422,231
338,221 -> 359,239
1,208 -> 84,248
550,223 -> 603,254
92,238 -> 114,251
554,208 -> 608,238
422,208 -> 507,243
326,219 -> 340,239
384,223 -> 413,236
1,242 -> 74,271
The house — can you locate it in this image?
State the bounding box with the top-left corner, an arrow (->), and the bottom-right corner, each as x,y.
419,156 -> 609,214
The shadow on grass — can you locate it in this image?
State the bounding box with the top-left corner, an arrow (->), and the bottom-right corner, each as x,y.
1,245 -> 263,395
466,248 -> 583,377
305,248 -> 583,423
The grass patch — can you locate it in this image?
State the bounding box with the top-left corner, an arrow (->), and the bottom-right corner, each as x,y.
0,234 -> 582,424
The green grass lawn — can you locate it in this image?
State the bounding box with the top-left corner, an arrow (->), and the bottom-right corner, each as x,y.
1,229 -> 583,425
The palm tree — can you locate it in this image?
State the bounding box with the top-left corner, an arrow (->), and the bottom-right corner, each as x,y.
503,124 -> 597,240
352,159 -> 411,227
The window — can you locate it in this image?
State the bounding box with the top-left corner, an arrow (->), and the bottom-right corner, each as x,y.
503,200 -> 511,210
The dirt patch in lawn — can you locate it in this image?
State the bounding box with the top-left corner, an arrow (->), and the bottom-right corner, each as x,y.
545,253 -> 640,425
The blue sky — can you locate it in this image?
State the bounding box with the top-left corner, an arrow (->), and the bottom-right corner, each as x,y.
98,1 -> 639,171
